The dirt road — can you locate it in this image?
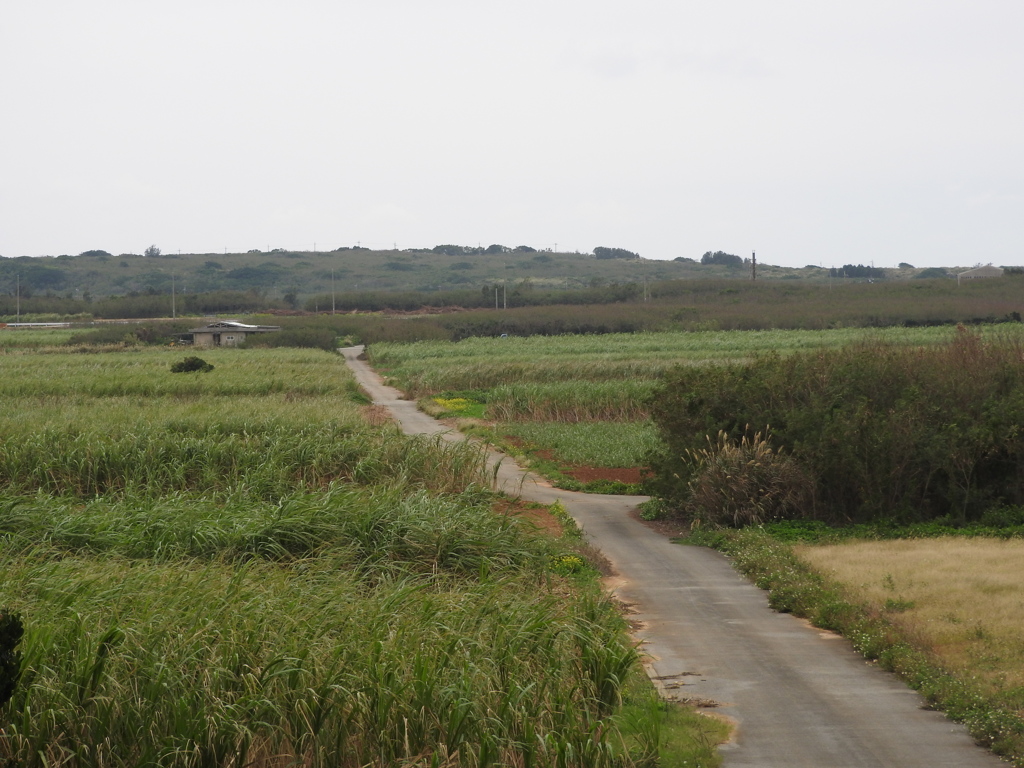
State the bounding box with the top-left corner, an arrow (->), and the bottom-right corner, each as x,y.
341,347 -> 1004,767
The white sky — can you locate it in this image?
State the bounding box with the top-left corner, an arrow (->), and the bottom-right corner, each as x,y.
2,1 -> 1021,267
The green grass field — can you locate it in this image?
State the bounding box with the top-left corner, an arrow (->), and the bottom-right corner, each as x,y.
0,327 -> 81,347
369,325 -> 1007,394
0,345 -> 728,767
371,326 -> 1022,492
499,422 -> 659,469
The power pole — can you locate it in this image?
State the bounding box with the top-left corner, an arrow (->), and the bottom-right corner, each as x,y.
751,251 -> 757,282
332,270 -> 336,314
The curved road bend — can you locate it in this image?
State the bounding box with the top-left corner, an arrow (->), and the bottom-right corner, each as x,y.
341,347 -> 1004,768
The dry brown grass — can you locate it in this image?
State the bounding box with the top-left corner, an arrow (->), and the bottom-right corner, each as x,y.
796,538 -> 1024,702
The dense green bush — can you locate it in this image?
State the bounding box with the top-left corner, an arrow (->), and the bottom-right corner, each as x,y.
648,327 -> 1024,524
169,356 -> 214,373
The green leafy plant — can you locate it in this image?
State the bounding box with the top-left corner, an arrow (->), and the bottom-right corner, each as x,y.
170,355 -> 214,373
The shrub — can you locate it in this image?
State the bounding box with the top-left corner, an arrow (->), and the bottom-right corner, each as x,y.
170,356 -> 214,373
684,430 -> 813,527
648,327 -> 1024,524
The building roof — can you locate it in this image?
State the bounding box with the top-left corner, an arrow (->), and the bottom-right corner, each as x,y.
188,320 -> 281,333
958,265 -> 1003,278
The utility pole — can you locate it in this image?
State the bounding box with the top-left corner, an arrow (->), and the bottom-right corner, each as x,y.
752,251 -> 757,282
332,270 -> 336,314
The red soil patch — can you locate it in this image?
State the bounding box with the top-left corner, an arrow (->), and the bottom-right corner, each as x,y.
503,438 -> 647,486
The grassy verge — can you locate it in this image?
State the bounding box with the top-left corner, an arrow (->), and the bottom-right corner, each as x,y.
686,526 -> 1024,764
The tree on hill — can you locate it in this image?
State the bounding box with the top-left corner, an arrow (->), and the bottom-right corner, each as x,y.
700,251 -> 742,266
144,245 -> 162,257
594,246 -> 639,260
432,244 -> 481,257
830,264 -> 885,279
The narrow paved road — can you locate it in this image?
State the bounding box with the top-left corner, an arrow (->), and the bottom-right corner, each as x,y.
341,347 -> 1005,767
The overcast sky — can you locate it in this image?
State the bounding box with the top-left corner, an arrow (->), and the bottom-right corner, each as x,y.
2,1 -> 1021,267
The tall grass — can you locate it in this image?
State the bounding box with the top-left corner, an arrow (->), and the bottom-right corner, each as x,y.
0,422 -> 487,498
370,325 -> 999,397
0,346 -> 354,398
488,381 -> 657,422
0,328 -> 80,348
0,348 -> 488,498
0,486 -> 537,573
0,544 -> 638,767
498,422 -> 659,469
0,345 -> 657,766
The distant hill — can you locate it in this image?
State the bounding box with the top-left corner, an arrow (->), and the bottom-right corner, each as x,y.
0,247 -> 838,303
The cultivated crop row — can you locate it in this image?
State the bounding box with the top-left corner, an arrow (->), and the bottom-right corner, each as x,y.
0,346 -> 660,767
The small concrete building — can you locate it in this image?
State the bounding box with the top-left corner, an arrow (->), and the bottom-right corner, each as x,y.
189,320 -> 281,348
957,265 -> 1004,280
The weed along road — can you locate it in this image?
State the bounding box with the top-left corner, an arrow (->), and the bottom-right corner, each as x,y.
341,346 -> 1003,768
